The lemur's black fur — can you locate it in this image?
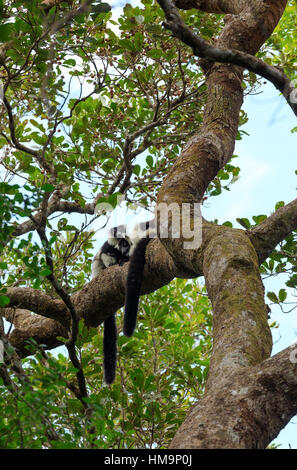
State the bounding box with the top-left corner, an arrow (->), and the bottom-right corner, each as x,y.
103,313 -> 118,385
92,224 -> 131,384
123,220 -> 156,337
92,219 -> 156,383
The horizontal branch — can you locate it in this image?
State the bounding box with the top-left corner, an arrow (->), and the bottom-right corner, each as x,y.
3,287 -> 69,327
9,216 -> 288,331
10,199 -> 94,240
1,238 -> 176,354
5,202 -> 297,357
173,0 -> 246,14
248,198 -> 297,265
2,308 -> 68,356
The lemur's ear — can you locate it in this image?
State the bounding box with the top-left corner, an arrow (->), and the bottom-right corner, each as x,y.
108,224 -> 127,239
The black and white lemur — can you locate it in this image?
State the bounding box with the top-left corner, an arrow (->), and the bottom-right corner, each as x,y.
92,219 -> 156,384
92,224 -> 131,384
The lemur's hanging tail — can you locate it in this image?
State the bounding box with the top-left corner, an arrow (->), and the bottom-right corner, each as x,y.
123,237 -> 151,337
103,313 -> 117,384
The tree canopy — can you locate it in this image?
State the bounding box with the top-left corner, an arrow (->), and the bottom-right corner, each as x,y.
0,0 -> 297,449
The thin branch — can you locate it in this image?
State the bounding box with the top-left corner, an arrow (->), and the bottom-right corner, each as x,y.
30,214 -> 88,402
3,96 -> 40,159
9,198 -> 94,241
3,95 -> 57,177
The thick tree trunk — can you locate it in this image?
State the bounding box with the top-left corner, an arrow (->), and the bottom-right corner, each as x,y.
157,0 -> 292,449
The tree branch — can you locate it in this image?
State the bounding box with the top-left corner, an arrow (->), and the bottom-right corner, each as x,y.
157,0 -> 297,116
0,317 -> 61,441
9,198 -> 94,241
170,341 -> 297,448
248,198 -> 297,265
5,191 -> 297,358
2,309 -> 67,357
32,218 -> 88,400
2,288 -> 68,326
1,237 -> 175,354
173,0 -> 246,13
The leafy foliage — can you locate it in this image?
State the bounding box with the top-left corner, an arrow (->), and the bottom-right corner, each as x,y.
0,0 -> 296,450
0,280 -> 212,449
266,0 -> 297,78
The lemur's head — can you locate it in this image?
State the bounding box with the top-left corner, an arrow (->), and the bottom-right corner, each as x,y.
108,225 -> 131,256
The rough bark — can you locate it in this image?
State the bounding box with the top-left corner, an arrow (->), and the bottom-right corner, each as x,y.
174,0 -> 246,13
157,0 -> 288,219
169,343 -> 297,448
247,198 -> 297,265
3,308 -> 68,356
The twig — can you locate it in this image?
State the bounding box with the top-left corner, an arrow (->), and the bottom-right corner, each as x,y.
30,213 -> 89,403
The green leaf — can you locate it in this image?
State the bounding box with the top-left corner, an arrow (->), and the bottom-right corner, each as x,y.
134,32 -> 143,51
236,218 -> 251,229
133,164 -> 141,175
222,221 -> 233,227
252,215 -> 267,225
286,275 -> 297,288
14,19 -> 31,33
91,2 -> 111,14
267,292 -> 279,303
40,268 -> 52,277
0,24 -> 14,42
278,289 -> 287,302
41,184 -> 55,192
0,295 -> 10,307
63,59 -> 76,67
148,48 -> 163,59
275,201 -> 285,211
119,38 -> 136,51
146,155 -> 153,167
130,368 -> 144,388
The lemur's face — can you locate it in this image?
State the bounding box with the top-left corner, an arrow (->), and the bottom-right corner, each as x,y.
108,225 -> 131,255
118,238 -> 131,256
